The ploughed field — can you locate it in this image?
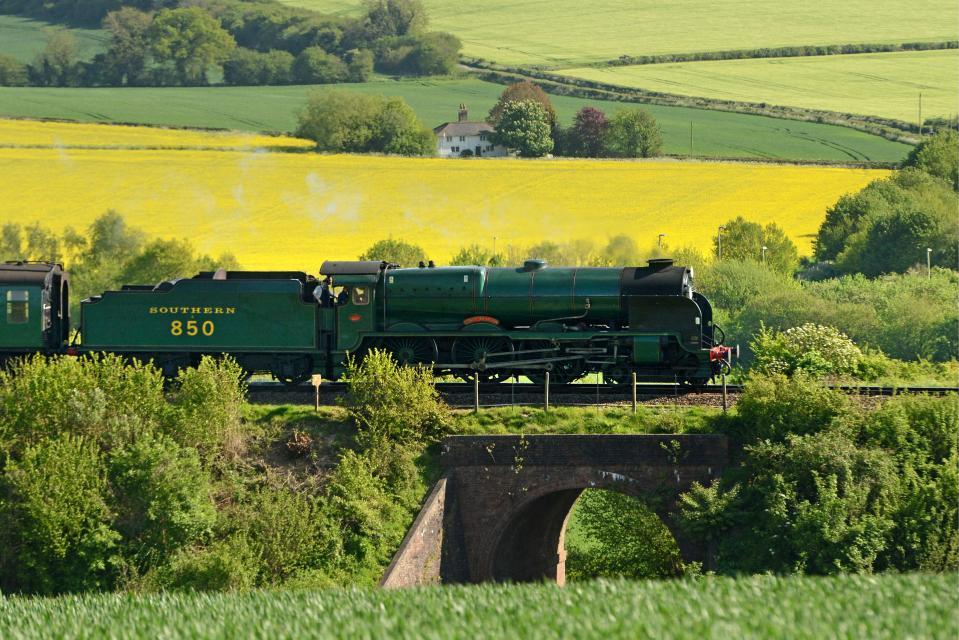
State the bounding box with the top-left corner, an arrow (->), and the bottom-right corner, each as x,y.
0,79 -> 911,162
559,49 -> 959,123
0,120 -> 890,269
0,574 -> 952,639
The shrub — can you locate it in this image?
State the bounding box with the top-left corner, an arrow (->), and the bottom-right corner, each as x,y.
293,47 -> 349,84
144,536 -> 258,592
344,349 -> 450,449
0,354 -> 166,454
751,323 -> 862,378
0,435 -> 120,594
108,432 -> 216,568
168,356 -> 247,464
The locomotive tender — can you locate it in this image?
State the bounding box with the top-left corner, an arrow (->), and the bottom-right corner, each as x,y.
1,259 -> 732,385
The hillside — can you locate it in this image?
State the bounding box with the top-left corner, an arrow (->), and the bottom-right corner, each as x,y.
0,14 -> 107,63
560,49 -> 959,123
278,0 -> 958,66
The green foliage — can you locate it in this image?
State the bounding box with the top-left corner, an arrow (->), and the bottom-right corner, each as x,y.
487,80 -> 557,128
108,432 -> 216,568
732,373 -> 851,445
0,435 -> 120,594
450,243 -> 504,266
714,216 -> 799,273
292,46 -> 349,84
566,106 -> 609,157
360,0 -> 428,39
0,353 -> 167,453
224,48 -> 294,85
344,349 -> 450,449
101,7 -> 153,87
295,89 -> 434,155
149,7 -> 236,85
27,29 -> 80,87
358,238 -> 427,265
675,480 -> 740,542
168,356 -> 247,464
751,323 -> 862,378
565,490 -> 683,581
490,100 -> 554,158
143,535 -> 258,592
605,107 -> 662,158
905,129 -> 959,190
814,168 -> 958,275
0,53 -> 28,86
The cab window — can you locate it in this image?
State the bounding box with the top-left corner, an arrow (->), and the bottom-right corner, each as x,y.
352,286 -> 369,305
6,290 -> 28,324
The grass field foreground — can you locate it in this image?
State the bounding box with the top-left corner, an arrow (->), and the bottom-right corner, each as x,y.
0,79 -> 911,161
279,0 -> 958,66
560,49 -> 959,123
0,119 -> 313,150
0,142 -> 889,268
0,574 -> 953,639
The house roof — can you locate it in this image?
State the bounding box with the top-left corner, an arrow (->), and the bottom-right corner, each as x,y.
433,121 -> 495,137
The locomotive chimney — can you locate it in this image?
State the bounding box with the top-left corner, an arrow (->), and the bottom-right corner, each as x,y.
458,104 -> 468,122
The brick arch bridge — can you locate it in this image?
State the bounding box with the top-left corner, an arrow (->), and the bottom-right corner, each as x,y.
382,434 -> 728,587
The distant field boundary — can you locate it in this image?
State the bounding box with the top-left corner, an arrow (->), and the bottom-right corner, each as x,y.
473,66 -> 923,147
466,40 -> 958,72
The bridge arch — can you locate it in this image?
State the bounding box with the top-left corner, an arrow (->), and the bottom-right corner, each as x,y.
381,434 -> 728,587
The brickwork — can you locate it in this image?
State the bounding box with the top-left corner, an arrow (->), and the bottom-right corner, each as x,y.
382,434 -> 728,586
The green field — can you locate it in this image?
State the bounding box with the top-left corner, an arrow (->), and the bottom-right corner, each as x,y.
0,574 -> 952,639
0,79 -> 910,161
560,50 -> 959,123
0,15 -> 108,63
279,0 -> 958,66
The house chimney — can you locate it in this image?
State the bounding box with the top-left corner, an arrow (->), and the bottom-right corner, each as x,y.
458,104 -> 468,122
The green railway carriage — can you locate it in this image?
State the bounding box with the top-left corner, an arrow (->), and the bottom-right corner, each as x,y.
0,262 -> 70,365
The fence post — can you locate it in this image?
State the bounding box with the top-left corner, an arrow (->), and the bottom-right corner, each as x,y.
631,371 -> 637,414
473,373 -> 480,414
544,370 -> 550,412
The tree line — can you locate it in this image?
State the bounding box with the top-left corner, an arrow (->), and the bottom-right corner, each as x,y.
293,80 -> 664,158
0,0 -> 461,87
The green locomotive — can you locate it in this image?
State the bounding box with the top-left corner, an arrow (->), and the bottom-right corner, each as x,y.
2,259 -> 733,385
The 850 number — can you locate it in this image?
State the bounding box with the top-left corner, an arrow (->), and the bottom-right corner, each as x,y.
171,320 -> 215,336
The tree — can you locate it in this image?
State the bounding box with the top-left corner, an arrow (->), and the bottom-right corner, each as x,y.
487,80 -> 557,129
606,107 -> 662,158
296,90 -> 433,155
149,8 -> 236,85
404,32 -> 461,75
568,106 -> 608,157
358,239 -> 427,266
713,216 -> 799,274
347,49 -> 374,82
361,0 -> 428,41
0,54 -> 28,87
905,129 -> 958,190
371,97 -> 435,155
490,100 -> 553,158
293,47 -> 349,84
450,244 -> 503,266
102,7 -> 153,86
224,48 -> 293,85
28,30 -> 79,87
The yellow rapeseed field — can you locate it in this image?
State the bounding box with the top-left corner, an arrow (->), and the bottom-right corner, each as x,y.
0,118 -> 314,150
0,123 -> 889,270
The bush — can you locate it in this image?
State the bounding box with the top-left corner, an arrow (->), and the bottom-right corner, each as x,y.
144,536 -> 258,592
905,129 -> 958,190
293,47 -> 349,84
0,435 -> 120,594
0,354 -> 166,454
168,356 -> 247,464
108,432 -> 216,568
0,54 -> 28,86
751,323 -> 862,378
344,349 -> 450,449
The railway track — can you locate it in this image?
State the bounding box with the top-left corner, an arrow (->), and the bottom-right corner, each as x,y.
247,381 -> 958,405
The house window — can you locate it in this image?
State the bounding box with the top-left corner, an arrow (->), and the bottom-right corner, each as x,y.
479,134 -> 488,141
459,136 -> 466,142
6,290 -> 28,324
451,146 -> 460,152
486,145 -> 494,152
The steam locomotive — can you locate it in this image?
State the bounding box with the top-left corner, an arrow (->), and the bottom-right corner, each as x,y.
1,258 -> 732,385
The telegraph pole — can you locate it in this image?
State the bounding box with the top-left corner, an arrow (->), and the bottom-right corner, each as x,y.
927,247 -> 932,278
918,92 -> 923,137
717,226 -> 726,259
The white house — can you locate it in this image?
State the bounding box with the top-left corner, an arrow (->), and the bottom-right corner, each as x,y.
434,105 -> 508,158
